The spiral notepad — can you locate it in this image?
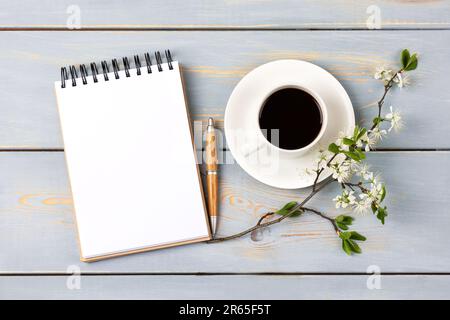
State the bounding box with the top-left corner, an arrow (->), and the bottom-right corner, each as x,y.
54,50 -> 211,262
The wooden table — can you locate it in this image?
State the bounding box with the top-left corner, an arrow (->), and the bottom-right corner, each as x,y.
1,1 -> 450,299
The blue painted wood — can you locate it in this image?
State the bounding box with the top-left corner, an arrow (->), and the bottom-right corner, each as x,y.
0,0 -> 449,29
0,151 -> 449,273
2,275 -> 450,299
0,31 -> 447,149
0,1 -> 448,298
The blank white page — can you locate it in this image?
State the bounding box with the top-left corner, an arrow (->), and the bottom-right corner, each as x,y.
55,61 -> 210,261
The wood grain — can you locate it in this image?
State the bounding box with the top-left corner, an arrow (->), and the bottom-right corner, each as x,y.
1,3 -> 449,298
2,275 -> 450,299
0,31 -> 449,149
0,0 -> 449,29
1,151 -> 449,273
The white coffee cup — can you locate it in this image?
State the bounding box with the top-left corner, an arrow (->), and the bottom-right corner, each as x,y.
254,84 -> 328,158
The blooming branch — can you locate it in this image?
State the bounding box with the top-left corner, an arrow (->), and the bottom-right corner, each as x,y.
210,49 -> 419,255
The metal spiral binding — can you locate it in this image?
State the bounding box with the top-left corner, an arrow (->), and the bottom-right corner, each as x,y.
112,59 -> 120,79
123,57 -> 131,77
144,52 -> 152,73
80,64 -> 88,85
90,62 -> 99,83
60,50 -> 173,87
134,55 -> 142,75
165,50 -> 173,70
61,67 -> 68,88
69,66 -> 78,87
155,51 -> 163,72
101,61 -> 109,81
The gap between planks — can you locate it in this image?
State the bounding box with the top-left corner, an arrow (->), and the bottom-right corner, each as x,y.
0,149 -> 448,153
0,27 -> 449,32
2,272 -> 450,276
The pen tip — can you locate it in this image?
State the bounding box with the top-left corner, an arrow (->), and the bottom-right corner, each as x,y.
208,117 -> 214,126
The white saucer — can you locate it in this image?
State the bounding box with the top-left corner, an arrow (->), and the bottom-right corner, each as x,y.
224,60 -> 355,189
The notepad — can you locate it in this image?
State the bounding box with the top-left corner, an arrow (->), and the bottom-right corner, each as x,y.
54,51 -> 211,262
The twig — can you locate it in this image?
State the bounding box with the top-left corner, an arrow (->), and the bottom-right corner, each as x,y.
370,69 -> 403,131
344,182 -> 369,193
256,212 -> 274,226
208,176 -> 335,243
313,153 -> 338,191
302,207 -> 340,234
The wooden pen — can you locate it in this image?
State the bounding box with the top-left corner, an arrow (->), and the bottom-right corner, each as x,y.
205,117 -> 218,237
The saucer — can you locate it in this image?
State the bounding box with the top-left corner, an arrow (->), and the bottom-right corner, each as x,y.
224,60 -> 355,189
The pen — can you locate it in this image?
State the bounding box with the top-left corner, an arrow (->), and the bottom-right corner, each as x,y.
206,117 -> 218,237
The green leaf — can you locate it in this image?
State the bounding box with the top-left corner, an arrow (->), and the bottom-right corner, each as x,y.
335,215 -> 354,225
342,232 -> 364,254
335,216 -> 354,231
342,239 -> 352,255
279,201 -> 297,211
404,53 -> 418,71
356,128 -> 367,141
339,231 -> 351,240
275,201 -> 302,217
343,151 -> 361,162
350,231 -> 367,241
401,49 -> 411,69
343,138 -> 355,146
347,239 -> 362,254
380,184 -> 386,202
376,206 -> 388,225
342,216 -> 354,225
371,202 -> 378,214
353,126 -> 360,139
336,222 -> 348,230
355,149 -> 366,160
373,117 -> 383,126
328,143 -> 340,154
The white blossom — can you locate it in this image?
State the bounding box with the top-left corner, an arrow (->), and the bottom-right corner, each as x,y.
390,72 -> 409,88
333,190 -> 356,209
395,72 -> 407,88
317,150 -> 331,167
369,127 -> 387,141
355,131 -> 377,151
368,173 -> 379,186
333,195 -> 344,208
385,106 -> 403,132
364,171 -> 374,182
375,63 -> 415,89
364,132 -> 379,151
374,66 -> 394,81
355,163 -> 372,180
369,181 -> 384,202
401,73 -> 410,87
392,73 -> 400,83
374,66 -> 409,87
353,196 -> 372,215
374,66 -> 385,80
335,135 -> 349,151
357,174 -> 384,203
330,160 -> 353,183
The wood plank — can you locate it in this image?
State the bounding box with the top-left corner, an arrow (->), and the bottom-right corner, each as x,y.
2,275 -> 450,299
0,31 -> 449,149
0,0 -> 449,29
1,151 -> 449,273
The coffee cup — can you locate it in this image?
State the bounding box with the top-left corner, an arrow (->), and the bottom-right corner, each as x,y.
255,84 -> 328,158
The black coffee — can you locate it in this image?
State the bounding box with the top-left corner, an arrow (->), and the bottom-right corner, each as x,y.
259,88 -> 323,150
